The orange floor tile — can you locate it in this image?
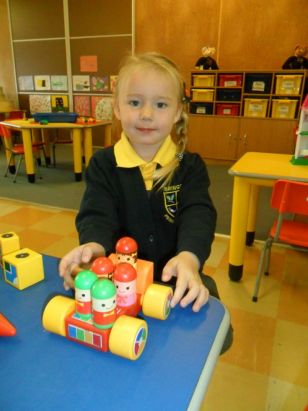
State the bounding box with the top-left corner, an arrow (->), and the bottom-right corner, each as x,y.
0,197 -> 307,411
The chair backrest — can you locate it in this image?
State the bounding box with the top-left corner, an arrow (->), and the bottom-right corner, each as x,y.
8,110 -> 23,119
0,124 -> 12,139
271,180 -> 308,216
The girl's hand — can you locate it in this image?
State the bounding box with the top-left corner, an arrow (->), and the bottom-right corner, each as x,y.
58,242 -> 105,290
161,251 -> 209,312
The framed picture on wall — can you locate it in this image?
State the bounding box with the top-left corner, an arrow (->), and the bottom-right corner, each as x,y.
18,76 -> 34,91
91,75 -> 109,92
34,75 -> 51,91
73,75 -> 90,92
51,95 -> 69,112
73,95 -> 91,116
91,96 -> 113,120
51,75 -> 68,91
29,94 -> 51,113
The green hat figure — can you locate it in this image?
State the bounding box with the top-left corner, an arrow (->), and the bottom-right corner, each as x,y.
91,279 -> 117,329
74,270 -> 97,320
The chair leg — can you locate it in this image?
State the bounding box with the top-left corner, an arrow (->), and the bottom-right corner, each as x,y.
13,156 -> 23,183
263,237 -> 274,276
4,153 -> 13,177
252,237 -> 273,302
52,144 -> 56,168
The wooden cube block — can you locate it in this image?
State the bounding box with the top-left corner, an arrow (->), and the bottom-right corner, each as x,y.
0,232 -> 20,259
3,248 -> 44,290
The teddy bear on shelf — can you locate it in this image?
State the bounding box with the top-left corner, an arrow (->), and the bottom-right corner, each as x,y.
195,46 -> 219,70
282,45 -> 308,69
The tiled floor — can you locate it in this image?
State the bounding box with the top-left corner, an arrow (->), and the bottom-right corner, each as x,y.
0,197 -> 307,411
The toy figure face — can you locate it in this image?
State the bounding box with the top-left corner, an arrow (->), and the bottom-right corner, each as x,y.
114,68 -> 181,159
92,296 -> 116,312
75,288 -> 91,302
114,279 -> 136,296
117,253 -> 136,265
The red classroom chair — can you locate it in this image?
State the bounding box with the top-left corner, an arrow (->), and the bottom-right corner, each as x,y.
0,123 -> 46,183
252,179 -> 308,302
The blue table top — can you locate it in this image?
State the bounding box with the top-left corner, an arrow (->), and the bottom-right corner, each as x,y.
0,255 -> 229,411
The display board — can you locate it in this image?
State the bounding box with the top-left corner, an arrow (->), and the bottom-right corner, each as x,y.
9,0 -> 134,120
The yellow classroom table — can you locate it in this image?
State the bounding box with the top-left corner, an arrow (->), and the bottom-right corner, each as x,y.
0,119 -> 111,182
228,152 -> 308,281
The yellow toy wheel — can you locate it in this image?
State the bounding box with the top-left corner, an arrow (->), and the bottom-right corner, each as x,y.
109,315 -> 147,360
42,295 -> 75,336
142,284 -> 173,320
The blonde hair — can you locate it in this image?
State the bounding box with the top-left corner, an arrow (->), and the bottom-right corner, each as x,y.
114,52 -> 188,189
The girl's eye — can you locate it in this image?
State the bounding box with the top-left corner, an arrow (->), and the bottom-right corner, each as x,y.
128,100 -> 140,107
157,102 -> 168,109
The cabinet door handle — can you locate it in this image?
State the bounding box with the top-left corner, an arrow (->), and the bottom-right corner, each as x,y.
242,133 -> 247,145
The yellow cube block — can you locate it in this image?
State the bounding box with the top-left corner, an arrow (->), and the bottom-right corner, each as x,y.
0,232 -> 20,258
3,248 -> 44,290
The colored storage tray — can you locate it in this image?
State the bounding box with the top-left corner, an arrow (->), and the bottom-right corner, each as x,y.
216,103 -> 240,116
32,112 -> 78,123
244,98 -> 268,117
275,75 -> 303,95
191,89 -> 214,102
216,88 -> 241,102
190,102 -> 213,115
271,99 -> 298,119
218,74 -> 243,87
192,75 -> 215,87
244,73 -> 272,94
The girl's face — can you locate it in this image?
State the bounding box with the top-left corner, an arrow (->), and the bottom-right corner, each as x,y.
114,68 -> 182,159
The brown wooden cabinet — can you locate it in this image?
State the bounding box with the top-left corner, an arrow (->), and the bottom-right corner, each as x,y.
187,116 -> 297,160
188,69 -> 306,160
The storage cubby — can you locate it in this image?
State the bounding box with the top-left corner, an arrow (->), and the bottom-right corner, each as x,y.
189,69 -> 307,120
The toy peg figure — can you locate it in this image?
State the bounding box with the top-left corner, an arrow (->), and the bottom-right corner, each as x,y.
113,262 -> 137,308
115,237 -> 138,268
195,46 -> 219,70
282,45 -> 308,69
74,270 -> 98,320
91,256 -> 114,280
91,279 -> 117,329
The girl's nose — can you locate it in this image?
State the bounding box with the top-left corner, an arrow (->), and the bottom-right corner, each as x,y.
140,104 -> 153,120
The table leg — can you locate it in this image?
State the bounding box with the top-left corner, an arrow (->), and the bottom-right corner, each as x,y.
72,128 -> 83,181
246,185 -> 259,246
228,177 -> 251,281
83,128 -> 92,166
22,129 -> 36,183
40,129 -> 51,166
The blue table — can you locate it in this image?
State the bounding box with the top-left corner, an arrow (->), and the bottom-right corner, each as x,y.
0,255 -> 230,411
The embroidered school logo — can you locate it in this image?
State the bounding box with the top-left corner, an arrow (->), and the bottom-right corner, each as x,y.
163,185 -> 181,223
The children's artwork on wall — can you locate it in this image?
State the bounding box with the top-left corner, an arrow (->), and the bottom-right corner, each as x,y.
74,95 -> 91,116
51,75 -> 68,91
18,76 -> 34,91
73,75 -> 90,92
34,75 -> 51,91
91,75 -> 109,92
29,94 -> 51,113
51,95 -> 69,112
91,96 -> 113,120
80,55 -> 98,72
110,75 -> 118,93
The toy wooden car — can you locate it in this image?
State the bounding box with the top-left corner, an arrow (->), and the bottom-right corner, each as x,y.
42,242 -> 173,361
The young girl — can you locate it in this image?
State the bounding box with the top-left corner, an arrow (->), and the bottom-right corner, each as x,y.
59,52 -> 232,350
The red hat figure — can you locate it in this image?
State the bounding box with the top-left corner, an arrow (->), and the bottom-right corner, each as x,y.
91,256 -> 114,280
113,262 -> 137,308
115,237 -> 138,268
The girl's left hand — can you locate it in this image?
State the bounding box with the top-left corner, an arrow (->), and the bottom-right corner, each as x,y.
161,251 -> 209,312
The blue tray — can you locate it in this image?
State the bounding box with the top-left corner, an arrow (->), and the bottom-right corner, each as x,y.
33,112 -> 78,123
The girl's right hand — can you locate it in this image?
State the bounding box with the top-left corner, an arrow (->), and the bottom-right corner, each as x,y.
58,242 -> 105,290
